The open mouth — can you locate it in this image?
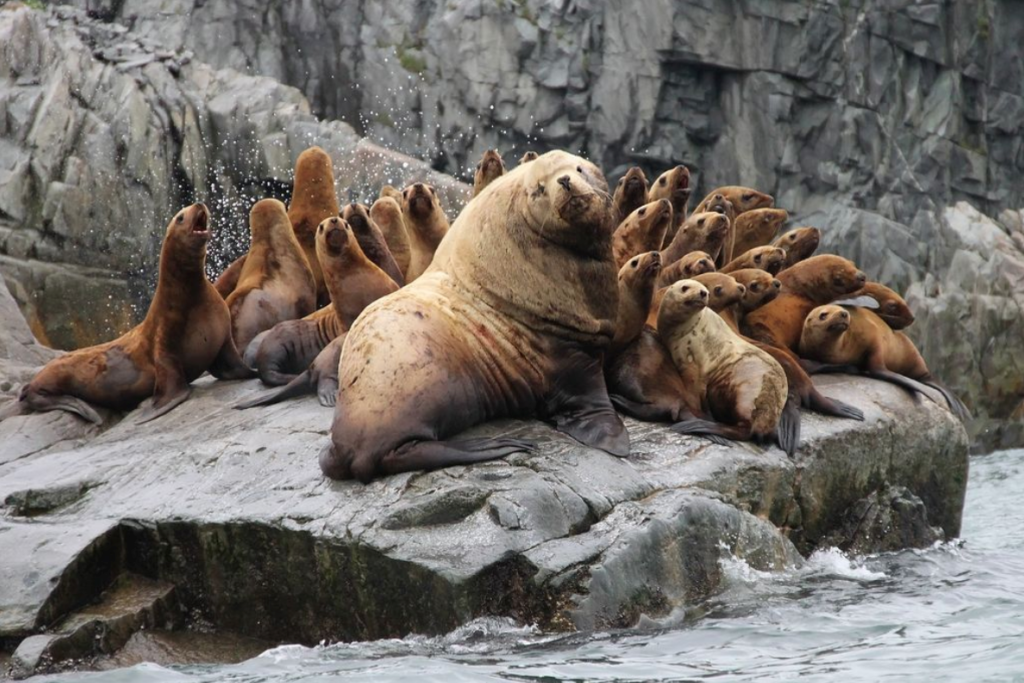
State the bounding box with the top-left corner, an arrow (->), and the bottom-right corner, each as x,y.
347,213 -> 368,230
828,321 -> 850,333
191,207 -> 211,238
644,258 -> 662,277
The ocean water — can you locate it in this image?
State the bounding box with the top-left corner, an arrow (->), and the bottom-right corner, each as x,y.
42,449 -> 1024,682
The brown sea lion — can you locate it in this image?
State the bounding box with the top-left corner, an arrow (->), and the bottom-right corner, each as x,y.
661,211 -> 731,266
648,165 -> 691,246
729,208 -> 789,263
371,196 -> 412,280
694,272 -> 746,313
656,250 -> 716,290
249,216 -> 398,387
612,199 -> 672,269
658,279 -> 795,454
320,151 -> 627,482
743,255 -> 867,354
773,227 -> 821,270
612,167 -> 650,224
519,151 -> 539,164
473,149 -> 506,197
695,186 -> 773,215
730,268 -> 782,314
342,202 -> 405,286
721,245 -> 787,276
611,251 -> 661,355
800,305 -> 968,420
834,282 -> 914,330
10,205 -> 254,424
402,182 -> 450,282
287,146 -> 341,306
224,199 -> 317,351
379,184 -> 404,202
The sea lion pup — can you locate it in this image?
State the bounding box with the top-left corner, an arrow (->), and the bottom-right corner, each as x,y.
612,199 -> 672,269
370,196 -> 412,279
249,216 -> 398,387
721,245 -> 787,276
519,151 -> 539,164
743,254 -> 867,354
611,251 -> 661,355
660,211 -> 730,267
402,182 -> 450,282
612,167 -> 650,224
648,165 -> 692,246
729,208 -> 789,263
834,282 -> 915,330
11,204 -> 254,424
320,151 -> 627,483
379,184 -> 404,202
658,280 -> 796,454
225,199 -> 317,351
800,305 -> 969,420
473,149 -> 507,197
236,332 -> 345,409
656,250 -> 716,289
287,146 -> 341,306
773,226 -> 821,270
342,202 -> 404,286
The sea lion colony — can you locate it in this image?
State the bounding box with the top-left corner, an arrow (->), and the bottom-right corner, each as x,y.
3,147 -> 969,482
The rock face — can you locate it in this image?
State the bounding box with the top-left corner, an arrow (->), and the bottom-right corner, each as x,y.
0,274 -> 970,676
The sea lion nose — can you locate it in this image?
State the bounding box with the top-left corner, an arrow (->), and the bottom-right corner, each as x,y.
738,285 -> 746,294
699,289 -> 707,299
773,280 -> 781,289
414,183 -> 424,190
558,175 -> 572,191
329,217 -> 339,225
840,310 -> 849,319
856,271 -> 867,284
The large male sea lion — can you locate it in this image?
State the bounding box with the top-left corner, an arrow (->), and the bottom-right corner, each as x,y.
320,151 -> 627,482
225,199 -> 317,351
9,205 -> 254,424
612,199 -> 672,269
612,167 -> 650,224
287,146 -> 341,306
473,149 -> 506,197
402,182 -> 450,282
370,196 -> 412,279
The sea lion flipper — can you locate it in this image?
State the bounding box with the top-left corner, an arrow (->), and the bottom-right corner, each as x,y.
209,337 -> 257,381
317,378 -> 338,407
865,368 -> 934,405
234,370 -> 315,410
609,393 -> 673,423
832,296 -> 880,309
806,390 -> 865,421
377,438 -> 534,479
137,356 -> 191,423
32,394 -> 104,424
669,417 -> 746,446
799,359 -> 860,375
553,407 -> 630,457
921,379 -> 971,422
776,394 -> 801,457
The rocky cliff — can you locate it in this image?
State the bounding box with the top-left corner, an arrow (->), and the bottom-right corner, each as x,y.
0,0 -> 1021,448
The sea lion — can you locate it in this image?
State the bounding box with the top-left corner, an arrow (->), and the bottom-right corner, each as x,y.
800,305 -> 968,420
743,255 -> 867,353
834,282 -> 914,330
612,167 -> 650,224
249,216 -> 398,387
729,208 -> 789,263
236,332 -> 345,409
773,227 -> 821,270
519,151 -> 539,164
342,202 -> 405,286
648,165 -> 692,246
320,150 -> 627,482
379,184 -> 404,202
287,146 -> 341,306
10,204 -> 254,424
694,272 -> 746,313
660,211 -> 731,267
658,279 -> 795,453
656,250 -> 716,290
402,182 -> 450,282
730,268 -> 782,313
224,199 -> 317,351
611,251 -> 661,355
612,199 -> 672,269
720,245 -> 787,276
473,149 -> 506,197
370,196 -> 412,280
695,186 -> 773,215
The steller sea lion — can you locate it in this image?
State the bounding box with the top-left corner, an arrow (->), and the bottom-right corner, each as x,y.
225,199 -> 317,351
833,282 -> 914,330
773,226 -> 821,270
695,186 -> 773,216
319,151 -> 627,483
248,216 -> 398,387
721,245 -> 787,276
379,184 -> 404,202
743,254 -> 867,354
694,272 -> 746,313
611,251 -> 661,355
473,149 -> 506,197
402,182 -> 450,282
612,167 -> 650,224
287,146 -> 341,306
648,165 -> 691,247
10,204 -> 254,424
730,268 -> 781,313
656,250 -> 716,289
371,196 -> 412,280
800,305 -> 968,420
661,211 -> 730,267
658,279 -> 796,454
235,332 -> 345,409
519,151 -> 539,164
729,208 -> 789,263
342,202 -> 405,286
612,199 -> 672,269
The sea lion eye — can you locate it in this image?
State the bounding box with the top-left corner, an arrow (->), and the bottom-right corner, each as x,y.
476,163 -> 481,170
429,187 -> 436,195
638,208 -> 646,216
697,218 -> 705,226
820,312 -> 828,321
631,259 -> 638,268
714,286 -> 723,296
743,193 -> 753,201
763,216 -> 771,223
754,255 -> 762,263
751,283 -> 759,291
576,166 -> 583,174
176,213 -> 184,224
682,285 -> 690,292
659,178 -> 667,186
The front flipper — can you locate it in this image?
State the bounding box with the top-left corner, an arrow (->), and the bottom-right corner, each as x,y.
317,377 -> 339,407
209,336 -> 257,381
776,393 -> 801,457
377,438 -> 535,481
136,355 -> 191,423
609,394 -> 672,422
546,347 -> 629,457
670,417 -> 749,443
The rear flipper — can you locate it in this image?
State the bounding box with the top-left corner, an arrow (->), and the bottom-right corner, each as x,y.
234,370 -> 315,409
17,388 -> 104,425
804,387 -> 864,421
776,393 -> 801,457
921,379 -> 971,422
317,377 -> 338,407
800,359 -> 861,375
378,438 -> 536,480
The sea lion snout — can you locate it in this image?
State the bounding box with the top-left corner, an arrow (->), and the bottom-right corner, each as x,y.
856,271 -> 867,285
558,175 -> 572,191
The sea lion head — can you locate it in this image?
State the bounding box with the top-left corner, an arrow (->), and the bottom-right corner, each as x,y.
619,250 -> 662,290
708,186 -> 774,213
775,226 -> 821,266
730,268 -> 781,311
342,202 -> 373,232
519,151 -> 539,164
652,165 -> 691,206
316,216 -> 354,260
474,149 -> 506,192
686,211 -> 730,246
694,272 -> 745,312
782,255 -> 866,304
679,250 -> 716,278
370,196 -> 404,228
402,182 -> 441,221
806,304 -> 851,336
621,199 -> 672,242
250,198 -> 292,240
379,184 -> 403,202
658,278 -> 709,332
520,150 -> 613,253
702,193 -> 730,215
616,166 -> 649,201
743,246 -> 787,275
166,203 -> 211,253
738,207 -> 789,235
